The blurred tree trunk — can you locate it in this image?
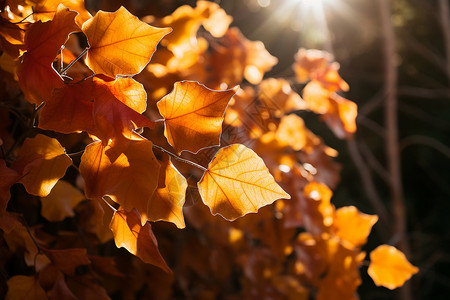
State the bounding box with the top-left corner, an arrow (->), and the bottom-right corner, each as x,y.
378,0 -> 412,299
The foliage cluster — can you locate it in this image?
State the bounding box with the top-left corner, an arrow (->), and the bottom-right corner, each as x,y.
0,0 -> 418,299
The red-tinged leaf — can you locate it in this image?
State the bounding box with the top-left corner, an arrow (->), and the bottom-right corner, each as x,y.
157,81 -> 238,154
30,0 -> 92,27
79,137 -> 160,225
0,16 -> 27,58
43,248 -> 91,276
11,134 -> 72,197
66,274 -> 110,300
333,206 -> 378,248
82,6 -> 171,78
6,275 -> 47,300
0,159 -> 19,212
17,4 -> 79,104
38,79 -> 97,135
0,211 -> 21,234
368,245 -> 419,289
92,76 -> 155,141
147,159 -> 187,229
40,180 -> 85,222
110,208 -> 171,273
198,144 -> 290,221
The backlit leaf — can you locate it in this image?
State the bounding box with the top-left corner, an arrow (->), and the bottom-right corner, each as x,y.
6,275 -> 47,300
292,48 -> 332,83
11,134 -> 72,197
147,159 -> 187,229
79,137 -> 160,225
157,81 -> 237,154
30,0 -> 92,27
198,144 -> 290,221
275,114 -> 308,151
40,180 -> 85,222
110,208 -> 170,273
333,206 -> 378,248
17,4 -> 79,104
82,6 -> 171,78
368,245 -> 418,289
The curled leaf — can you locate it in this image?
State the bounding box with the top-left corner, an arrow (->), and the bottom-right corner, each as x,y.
157,81 -> 237,154
82,6 -> 171,77
198,144 -> 290,221
110,208 -> 171,273
368,245 -> 419,289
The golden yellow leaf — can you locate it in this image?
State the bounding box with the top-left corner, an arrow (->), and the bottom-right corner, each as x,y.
275,114 -> 308,151
79,137 -> 160,225
147,159 -> 187,229
11,134 -> 72,197
40,180 -> 85,222
30,0 -> 92,27
198,144 -> 290,221
82,6 -> 171,78
368,245 -> 419,289
333,206 -> 378,248
6,275 -> 47,300
157,81 -> 238,154
110,208 -> 170,273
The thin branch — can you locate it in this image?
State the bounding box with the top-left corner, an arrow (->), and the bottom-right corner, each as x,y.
400,135 -> 450,159
360,142 -> 391,182
61,47 -> 89,75
347,138 -> 390,239
67,150 -> 85,157
152,144 -> 208,172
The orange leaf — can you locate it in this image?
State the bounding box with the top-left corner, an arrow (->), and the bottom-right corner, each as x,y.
17,4 -> 79,104
38,79 -> 96,134
11,134 -> 72,197
82,6 -> 171,78
333,206 -> 378,248
147,159 -> 187,229
0,159 -> 19,213
43,248 -> 91,276
275,114 -> 308,151
302,80 -> 331,114
30,0 -> 92,27
92,76 -> 155,141
0,17 -> 27,58
79,137 -> 160,225
323,94 -> 358,139
198,144 -> 290,221
292,48 -> 332,83
157,81 -> 237,154
110,208 -> 170,273
6,275 -> 47,300
40,180 -> 85,222
368,245 -> 419,289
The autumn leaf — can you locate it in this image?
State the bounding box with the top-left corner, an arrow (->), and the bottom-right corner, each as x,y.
147,159 -> 187,229
79,137 -> 160,225
6,275 -> 47,300
0,16 -> 27,58
38,79 -> 97,135
110,208 -> 171,273
43,248 -> 91,276
30,0 -> 93,27
275,114 -> 308,151
82,6 -> 171,78
368,245 -> 419,289
0,159 -> 19,212
157,81 -> 238,154
92,76 -> 155,141
292,48 -> 332,83
17,4 -> 79,104
11,134 -> 72,197
323,94 -> 358,139
333,206 -> 378,248
40,180 -> 85,222
198,144 -> 290,221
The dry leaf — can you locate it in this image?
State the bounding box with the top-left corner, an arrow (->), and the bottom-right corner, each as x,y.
368,245 -> 418,289
198,144 -> 290,221
82,6 -> 171,77
6,275 -> 47,300
110,208 -> 171,273
157,81 -> 237,154
11,134 -> 72,197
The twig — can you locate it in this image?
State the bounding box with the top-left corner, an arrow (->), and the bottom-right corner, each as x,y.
400,135 -> 450,159
360,142 -> 391,182
152,144 -> 208,172
61,47 -> 89,75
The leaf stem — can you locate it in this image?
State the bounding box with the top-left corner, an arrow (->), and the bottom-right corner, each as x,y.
102,196 -> 118,212
152,144 -> 207,172
61,47 -> 89,75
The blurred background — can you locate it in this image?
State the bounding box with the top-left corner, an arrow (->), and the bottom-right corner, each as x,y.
86,0 -> 450,298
